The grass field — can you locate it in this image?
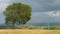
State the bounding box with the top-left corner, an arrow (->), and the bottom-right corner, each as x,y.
0,25 -> 60,34
0,29 -> 60,34
16,25 -> 60,30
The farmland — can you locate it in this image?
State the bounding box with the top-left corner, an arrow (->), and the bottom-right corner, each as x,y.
0,25 -> 60,30
0,29 -> 60,34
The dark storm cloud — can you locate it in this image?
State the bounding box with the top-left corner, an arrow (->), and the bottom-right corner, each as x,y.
32,0 -> 60,12
10,0 -> 60,12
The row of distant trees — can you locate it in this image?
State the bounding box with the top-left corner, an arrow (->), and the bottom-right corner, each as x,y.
3,3 -> 32,28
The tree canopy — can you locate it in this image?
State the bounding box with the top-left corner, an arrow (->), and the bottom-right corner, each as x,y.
3,3 -> 32,28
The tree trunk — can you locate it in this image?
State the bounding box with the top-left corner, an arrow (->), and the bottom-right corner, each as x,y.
12,22 -> 15,29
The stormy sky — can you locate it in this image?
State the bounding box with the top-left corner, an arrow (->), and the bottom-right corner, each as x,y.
0,0 -> 60,25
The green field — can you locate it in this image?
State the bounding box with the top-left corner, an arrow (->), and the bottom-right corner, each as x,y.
0,25 -> 60,30
13,25 -> 60,30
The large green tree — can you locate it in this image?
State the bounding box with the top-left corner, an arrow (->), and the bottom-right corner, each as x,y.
3,3 -> 32,28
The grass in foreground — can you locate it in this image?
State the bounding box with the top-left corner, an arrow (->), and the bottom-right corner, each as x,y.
0,29 -> 60,34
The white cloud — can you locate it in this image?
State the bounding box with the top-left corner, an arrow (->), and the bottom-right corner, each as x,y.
0,0 -> 12,12
0,0 -> 12,25
48,11 -> 60,17
0,3 -> 9,11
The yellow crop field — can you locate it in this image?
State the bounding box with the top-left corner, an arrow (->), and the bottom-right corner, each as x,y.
0,29 -> 60,34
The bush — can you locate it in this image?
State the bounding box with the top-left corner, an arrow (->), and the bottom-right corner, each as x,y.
49,26 -> 56,30
43,26 -> 56,30
29,27 -> 32,29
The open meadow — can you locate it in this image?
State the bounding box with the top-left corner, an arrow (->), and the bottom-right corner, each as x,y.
0,29 -> 60,34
